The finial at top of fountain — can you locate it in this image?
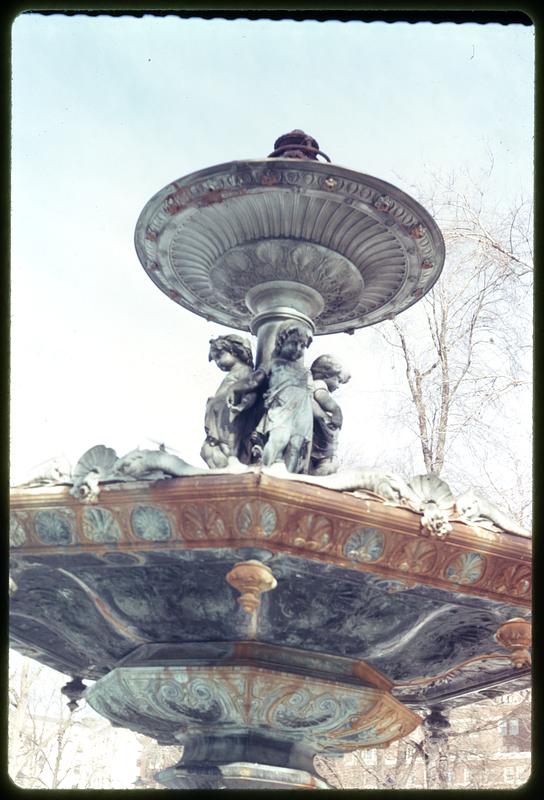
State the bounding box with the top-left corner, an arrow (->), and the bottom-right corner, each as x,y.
268,129 -> 331,162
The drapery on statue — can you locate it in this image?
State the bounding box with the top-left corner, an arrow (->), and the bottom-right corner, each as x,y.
200,335 -> 256,469
228,322 -> 314,474
310,355 -> 351,475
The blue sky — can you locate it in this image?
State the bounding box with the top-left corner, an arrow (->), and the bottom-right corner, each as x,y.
10,15 -> 534,481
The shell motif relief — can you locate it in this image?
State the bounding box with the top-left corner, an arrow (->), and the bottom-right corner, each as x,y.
82,507 -> 122,543
445,551 -> 486,585
131,506 -> 172,541
390,538 -> 437,575
10,513 -> 27,547
489,562 -> 531,598
33,509 -> 74,545
344,528 -> 385,564
236,501 -> 277,538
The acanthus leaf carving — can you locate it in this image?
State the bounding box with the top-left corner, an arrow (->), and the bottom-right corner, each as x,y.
390,538 -> 438,576
182,505 -> 226,540
291,513 -> 333,551
236,501 -> 277,538
488,562 -> 531,598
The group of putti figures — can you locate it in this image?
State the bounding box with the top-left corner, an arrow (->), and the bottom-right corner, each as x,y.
16,320 -> 529,538
200,321 -> 350,476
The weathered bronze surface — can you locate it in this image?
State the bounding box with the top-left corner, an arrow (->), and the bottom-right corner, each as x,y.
10,472 -> 530,714
11,132 -> 530,787
84,646 -> 421,751
11,473 -> 531,606
134,158 -> 445,334
268,129 -> 330,161
495,617 -> 532,669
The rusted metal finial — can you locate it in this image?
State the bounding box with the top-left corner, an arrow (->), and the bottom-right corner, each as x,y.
226,560 -> 277,613
268,130 -> 331,162
61,676 -> 87,712
495,618 -> 532,669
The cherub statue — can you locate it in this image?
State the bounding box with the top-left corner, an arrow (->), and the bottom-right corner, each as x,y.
200,334 -> 256,469
309,354 -> 351,475
228,321 -> 314,473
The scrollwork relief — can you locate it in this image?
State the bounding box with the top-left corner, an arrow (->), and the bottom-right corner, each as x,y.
85,664 -> 418,749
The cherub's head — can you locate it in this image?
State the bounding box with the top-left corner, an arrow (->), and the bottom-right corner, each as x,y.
310,354 -> 351,392
273,322 -> 313,362
208,335 -> 254,371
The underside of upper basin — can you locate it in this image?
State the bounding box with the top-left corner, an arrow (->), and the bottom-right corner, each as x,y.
135,159 -> 445,334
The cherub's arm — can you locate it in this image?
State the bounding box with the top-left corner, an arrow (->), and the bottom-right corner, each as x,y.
313,387 -> 343,428
227,368 -> 267,409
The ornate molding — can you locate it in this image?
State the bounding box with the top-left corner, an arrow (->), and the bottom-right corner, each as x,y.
13,446 -> 531,545
84,661 -> 420,752
10,472 -> 531,608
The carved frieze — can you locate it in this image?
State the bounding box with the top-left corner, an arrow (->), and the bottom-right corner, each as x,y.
10,473 -> 531,608
486,561 -> 531,598
389,538 -> 438,576
10,512 -> 27,547
444,551 -> 486,585
291,512 -> 333,551
131,506 -> 172,541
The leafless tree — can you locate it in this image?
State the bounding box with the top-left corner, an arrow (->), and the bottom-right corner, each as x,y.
9,655 -> 76,788
370,166 -> 532,523
8,651 -> 142,789
316,690 -> 530,789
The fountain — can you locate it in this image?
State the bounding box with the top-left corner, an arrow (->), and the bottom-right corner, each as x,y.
10,131 -> 531,789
